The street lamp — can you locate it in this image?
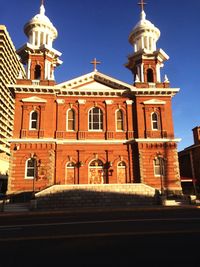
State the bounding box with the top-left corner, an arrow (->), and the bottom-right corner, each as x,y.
157,153 -> 165,196
30,153 -> 41,199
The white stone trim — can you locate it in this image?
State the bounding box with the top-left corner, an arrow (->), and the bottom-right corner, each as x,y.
105,100 -> 113,105
135,138 -> 182,143
143,99 -> 166,105
78,99 -> 86,104
9,139 -> 128,145
56,140 -> 127,145
56,99 -> 65,104
22,96 -> 47,103
126,100 -> 133,105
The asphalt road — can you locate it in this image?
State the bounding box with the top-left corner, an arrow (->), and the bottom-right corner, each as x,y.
0,207 -> 200,266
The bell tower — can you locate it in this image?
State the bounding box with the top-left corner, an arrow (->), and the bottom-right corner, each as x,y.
126,1 -> 182,195
126,1 -> 169,86
17,1 -> 62,85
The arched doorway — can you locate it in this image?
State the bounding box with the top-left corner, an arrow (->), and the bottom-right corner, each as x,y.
117,161 -> 127,183
89,159 -> 105,184
65,162 -> 75,184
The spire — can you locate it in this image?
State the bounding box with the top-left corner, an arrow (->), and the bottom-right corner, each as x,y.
40,0 -> 45,15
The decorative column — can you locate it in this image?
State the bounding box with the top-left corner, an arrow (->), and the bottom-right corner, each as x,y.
126,100 -> 134,139
77,150 -> 86,184
156,64 -> 161,82
105,100 -> 114,139
27,59 -> 31,79
77,100 -> 86,139
141,63 -> 144,82
20,106 -> 28,138
56,99 -> 65,138
32,31 -> 36,46
39,105 -> 45,138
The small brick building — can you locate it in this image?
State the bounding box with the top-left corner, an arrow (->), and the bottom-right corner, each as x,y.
8,3 -> 182,196
178,127 -> 200,194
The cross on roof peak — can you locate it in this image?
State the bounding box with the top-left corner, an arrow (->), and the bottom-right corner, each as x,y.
138,0 -> 147,11
90,58 -> 101,72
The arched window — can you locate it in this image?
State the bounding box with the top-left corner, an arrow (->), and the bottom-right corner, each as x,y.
116,110 -> 124,131
30,111 -> 38,130
25,158 -> 36,179
89,159 -> 105,184
65,162 -> 75,184
89,107 -> 103,131
67,109 -> 75,131
154,158 -> 165,176
34,65 -> 41,80
147,68 -> 154,83
117,161 -> 127,183
151,112 -> 159,130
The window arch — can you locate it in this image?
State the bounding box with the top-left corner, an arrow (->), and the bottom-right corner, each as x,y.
89,159 -> 105,184
117,161 -> 127,183
151,112 -> 159,130
34,65 -> 41,80
154,158 -> 165,176
65,162 -> 75,184
116,110 -> 124,131
30,111 -> 38,130
67,109 -> 75,131
89,107 -> 103,131
25,158 -> 36,179
147,68 -> 154,83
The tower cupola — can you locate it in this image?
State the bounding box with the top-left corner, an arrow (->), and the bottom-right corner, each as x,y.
24,2 -> 57,48
129,10 -> 160,53
17,1 -> 62,85
126,1 -> 169,86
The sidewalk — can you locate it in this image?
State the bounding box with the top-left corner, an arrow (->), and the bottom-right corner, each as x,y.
1,202 -> 200,218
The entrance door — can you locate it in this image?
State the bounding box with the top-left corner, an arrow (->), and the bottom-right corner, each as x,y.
89,160 -> 105,184
117,161 -> 127,183
65,162 -> 75,184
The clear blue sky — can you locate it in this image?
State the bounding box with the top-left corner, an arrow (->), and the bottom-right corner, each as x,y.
1,0 -> 200,151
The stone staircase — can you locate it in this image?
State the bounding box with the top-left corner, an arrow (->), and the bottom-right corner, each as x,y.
35,184 -> 159,210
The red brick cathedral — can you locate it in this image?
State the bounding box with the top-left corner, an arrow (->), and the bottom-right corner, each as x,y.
8,2 -> 182,195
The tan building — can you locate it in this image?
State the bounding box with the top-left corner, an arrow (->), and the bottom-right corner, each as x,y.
0,25 -> 25,192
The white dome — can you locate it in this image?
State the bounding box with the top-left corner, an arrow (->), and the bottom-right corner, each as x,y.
129,11 -> 160,51
24,4 -> 57,41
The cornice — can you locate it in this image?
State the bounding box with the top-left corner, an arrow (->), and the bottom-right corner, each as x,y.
135,138 -> 182,143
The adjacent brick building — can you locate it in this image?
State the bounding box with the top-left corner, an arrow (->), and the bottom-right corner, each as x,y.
8,3 -> 182,196
178,127 -> 200,194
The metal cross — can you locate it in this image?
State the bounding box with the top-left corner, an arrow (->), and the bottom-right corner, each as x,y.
41,0 -> 44,5
138,0 -> 147,11
90,58 -> 101,71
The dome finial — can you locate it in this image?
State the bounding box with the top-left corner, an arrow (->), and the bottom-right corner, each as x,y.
40,0 -> 45,15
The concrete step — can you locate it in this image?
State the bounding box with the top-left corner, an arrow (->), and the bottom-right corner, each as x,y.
2,203 -> 30,212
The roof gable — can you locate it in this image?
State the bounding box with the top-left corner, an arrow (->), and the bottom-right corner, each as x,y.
57,71 -> 134,91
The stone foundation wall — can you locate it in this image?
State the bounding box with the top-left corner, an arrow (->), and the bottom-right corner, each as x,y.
35,184 -> 158,210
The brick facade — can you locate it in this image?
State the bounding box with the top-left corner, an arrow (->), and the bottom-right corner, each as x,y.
8,3 -> 182,196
